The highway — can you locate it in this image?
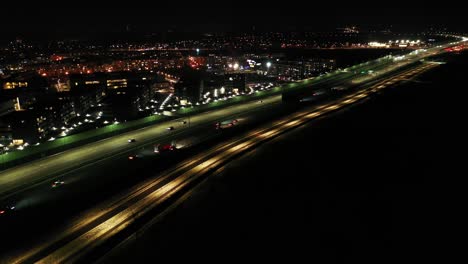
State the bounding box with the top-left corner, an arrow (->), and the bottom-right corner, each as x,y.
0,53 -> 388,198
0,37 -> 464,262
1,61 -> 439,263
0,39 -> 459,199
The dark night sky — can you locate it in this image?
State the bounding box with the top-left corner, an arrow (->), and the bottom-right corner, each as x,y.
1,2 -> 466,40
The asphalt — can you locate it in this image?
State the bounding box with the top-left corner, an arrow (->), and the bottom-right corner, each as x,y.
0,40 -> 464,262
98,50 -> 468,264
0,62 -> 436,263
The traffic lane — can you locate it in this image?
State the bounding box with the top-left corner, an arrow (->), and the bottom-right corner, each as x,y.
31,101 -> 329,263
0,42 -> 458,202
36,78 -> 401,263
2,116 -> 274,262
0,45 -> 442,198
0,48 -> 456,256
0,94 -> 281,198
2,63 -> 434,262
0,53 -> 400,191
7,85 -> 352,260
0,138 -> 208,257
98,53 -> 461,263
4,95 -> 289,218
2,95 -> 286,217
0,99 -> 292,255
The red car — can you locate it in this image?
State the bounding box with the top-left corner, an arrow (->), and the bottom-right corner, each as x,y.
154,144 -> 175,153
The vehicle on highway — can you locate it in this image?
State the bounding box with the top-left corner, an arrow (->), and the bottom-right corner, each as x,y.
181,120 -> 187,125
128,138 -> 136,143
128,154 -> 142,160
52,180 -> 65,188
154,143 -> 176,153
0,205 -> 15,216
215,119 -> 238,130
331,86 -> 348,92
312,89 -> 327,96
167,126 -> 175,130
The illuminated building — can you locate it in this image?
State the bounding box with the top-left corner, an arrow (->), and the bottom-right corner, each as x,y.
276,59 -> 336,81
104,72 -> 158,120
174,69 -> 207,103
0,72 -> 47,92
69,73 -> 106,115
224,73 -> 247,93
0,92 -> 77,144
3,81 -> 28,90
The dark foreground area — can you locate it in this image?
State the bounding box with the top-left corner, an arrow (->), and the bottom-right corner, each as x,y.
101,51 -> 466,263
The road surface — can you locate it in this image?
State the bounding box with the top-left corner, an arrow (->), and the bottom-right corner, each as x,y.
0,39 -> 459,199
1,62 -> 438,263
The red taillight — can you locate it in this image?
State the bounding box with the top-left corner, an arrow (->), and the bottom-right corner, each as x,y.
0,210 -> 5,214
129,156 -> 134,160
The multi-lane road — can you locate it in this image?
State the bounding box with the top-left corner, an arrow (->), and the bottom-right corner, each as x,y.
0,59 -> 382,198
0,39 -> 459,199
0,37 -> 465,262
1,60 -> 440,263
